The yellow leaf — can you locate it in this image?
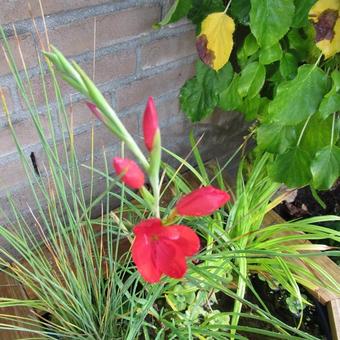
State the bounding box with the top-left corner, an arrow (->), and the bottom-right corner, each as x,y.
309,0 -> 340,59
309,0 -> 339,15
196,12 -> 235,71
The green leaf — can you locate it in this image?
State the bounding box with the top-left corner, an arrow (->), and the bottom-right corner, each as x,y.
180,61 -> 232,122
292,0 -> 316,28
259,42 -> 283,65
243,34 -> 259,56
230,0 -> 251,25
250,0 -> 295,47
287,29 -> 309,61
279,53 -> 298,80
257,123 -> 297,154
154,0 -> 192,28
311,146 -> 340,190
331,70 -> 340,92
240,95 -> 267,121
300,115 -> 333,156
319,93 -> 340,119
287,26 -> 320,62
237,62 -> 266,98
270,147 -> 312,188
319,70 -> 340,119
218,74 -> 243,111
240,33 -> 259,58
268,65 -> 328,125
187,0 -> 224,33
215,62 -> 234,92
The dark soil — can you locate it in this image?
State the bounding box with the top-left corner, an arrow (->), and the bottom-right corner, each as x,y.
275,181 -> 339,224
275,181 -> 340,259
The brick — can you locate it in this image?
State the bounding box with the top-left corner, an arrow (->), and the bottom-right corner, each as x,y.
23,49 -> 136,108
70,113 -> 139,163
20,72 -> 74,108
92,49 -> 136,84
65,92 -> 112,129
141,30 -> 196,69
0,33 -> 37,76
66,100 -> 96,128
0,0 -> 109,25
0,116 -> 51,157
0,158 -> 27,191
0,87 -> 14,116
48,6 -> 161,57
116,62 -> 195,110
161,116 -> 190,148
155,96 -> 182,127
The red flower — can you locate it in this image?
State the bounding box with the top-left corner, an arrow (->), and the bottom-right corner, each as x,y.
132,218 -> 200,283
175,186 -> 230,216
143,96 -> 159,151
113,157 -> 145,189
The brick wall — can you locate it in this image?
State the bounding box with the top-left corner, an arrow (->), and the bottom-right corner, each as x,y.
0,0 -> 248,239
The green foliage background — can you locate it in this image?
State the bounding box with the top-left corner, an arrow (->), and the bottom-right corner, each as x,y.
159,0 -> 340,191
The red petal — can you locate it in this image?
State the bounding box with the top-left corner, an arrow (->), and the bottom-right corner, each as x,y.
132,236 -> 162,283
133,218 -> 162,236
161,225 -> 200,257
175,186 -> 230,216
143,96 -> 159,152
155,241 -> 187,279
113,157 -> 145,189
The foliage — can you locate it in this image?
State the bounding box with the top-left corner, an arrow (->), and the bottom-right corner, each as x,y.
0,21 -> 339,340
160,0 -> 340,190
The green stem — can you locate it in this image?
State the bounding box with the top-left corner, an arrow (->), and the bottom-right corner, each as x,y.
223,0 -> 233,14
312,53 -> 323,71
297,114 -> 312,146
99,99 -> 149,170
330,112 -> 336,146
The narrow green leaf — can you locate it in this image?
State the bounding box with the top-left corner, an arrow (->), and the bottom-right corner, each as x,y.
311,146 -> 340,190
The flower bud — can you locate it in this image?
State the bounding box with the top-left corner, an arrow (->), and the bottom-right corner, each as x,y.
143,96 -> 159,151
86,101 -> 103,121
175,186 -> 230,216
113,157 -> 145,189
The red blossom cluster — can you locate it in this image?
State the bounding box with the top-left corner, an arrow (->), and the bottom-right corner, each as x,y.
87,96 -> 230,283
